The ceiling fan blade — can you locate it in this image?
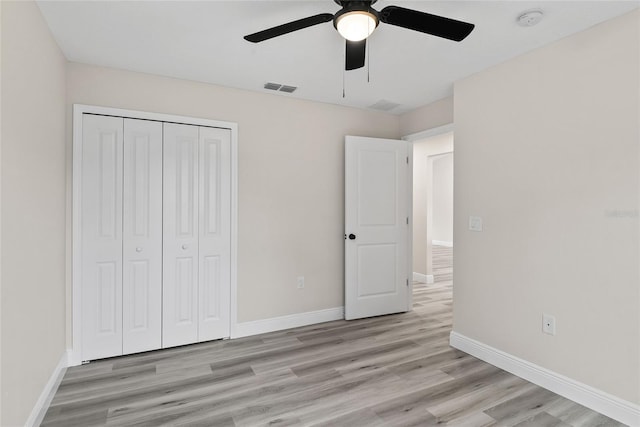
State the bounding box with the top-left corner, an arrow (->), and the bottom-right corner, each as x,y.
345,39 -> 366,71
244,13 -> 334,43
379,6 -> 474,42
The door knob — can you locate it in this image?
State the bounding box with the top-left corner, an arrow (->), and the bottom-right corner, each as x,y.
182,244 -> 188,250
348,234 -> 356,240
136,247 -> 143,253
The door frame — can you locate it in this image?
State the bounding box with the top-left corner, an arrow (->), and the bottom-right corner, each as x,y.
70,104 -> 239,366
403,123 -> 454,284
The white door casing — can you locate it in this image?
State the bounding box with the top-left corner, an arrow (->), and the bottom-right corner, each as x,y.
81,114 -> 124,360
162,123 -> 200,348
345,136 -> 411,320
198,127 -> 232,341
122,119 -> 163,354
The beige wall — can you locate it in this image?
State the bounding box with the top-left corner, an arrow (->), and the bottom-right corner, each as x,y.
453,9 -> 639,404
412,132 -> 453,275
1,1 -> 68,425
400,97 -> 453,137
65,63 -> 401,336
432,153 -> 454,244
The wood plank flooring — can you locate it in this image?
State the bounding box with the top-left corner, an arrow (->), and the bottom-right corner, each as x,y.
42,246 -> 624,426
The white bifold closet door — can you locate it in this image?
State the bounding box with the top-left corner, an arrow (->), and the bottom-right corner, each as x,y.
162,123 -> 231,348
81,115 -> 124,361
122,119 -> 163,354
81,114 -> 231,360
81,115 -> 162,360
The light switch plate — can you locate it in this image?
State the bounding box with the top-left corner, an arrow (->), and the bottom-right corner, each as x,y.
469,216 -> 483,232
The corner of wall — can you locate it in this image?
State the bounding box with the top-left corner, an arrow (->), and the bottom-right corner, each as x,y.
399,97 -> 454,137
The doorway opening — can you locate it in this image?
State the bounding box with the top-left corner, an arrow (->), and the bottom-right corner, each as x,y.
408,128 -> 454,288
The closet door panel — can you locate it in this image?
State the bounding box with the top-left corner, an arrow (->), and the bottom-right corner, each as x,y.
198,127 -> 231,341
123,119 -> 163,354
81,114 -> 124,360
163,123 -> 199,348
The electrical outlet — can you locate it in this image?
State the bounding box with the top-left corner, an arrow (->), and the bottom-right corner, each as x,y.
469,216 -> 483,232
297,276 -> 305,289
542,313 -> 556,335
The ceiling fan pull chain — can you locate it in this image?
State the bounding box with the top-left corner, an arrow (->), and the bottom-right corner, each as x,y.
343,67 -> 346,98
367,39 -> 370,83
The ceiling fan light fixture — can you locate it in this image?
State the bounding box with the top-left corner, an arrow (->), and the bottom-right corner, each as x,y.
336,11 -> 378,41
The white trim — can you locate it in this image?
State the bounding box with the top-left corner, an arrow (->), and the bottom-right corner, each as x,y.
25,350 -> 70,427
402,123 -> 454,142
72,104 -> 239,130
232,307 -> 344,339
432,240 -> 453,247
406,140 -> 414,311
412,273 -> 434,284
450,332 -> 640,426
229,117 -> 239,340
430,150 -> 454,160
70,105 -> 83,366
71,104 -> 239,365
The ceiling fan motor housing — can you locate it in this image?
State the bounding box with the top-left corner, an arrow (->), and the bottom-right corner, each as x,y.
333,1 -> 380,32
333,0 -> 378,5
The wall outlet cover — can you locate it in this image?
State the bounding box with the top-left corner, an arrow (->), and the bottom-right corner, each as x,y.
542,313 -> 556,335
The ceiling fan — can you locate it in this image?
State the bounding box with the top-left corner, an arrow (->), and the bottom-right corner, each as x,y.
244,0 -> 475,71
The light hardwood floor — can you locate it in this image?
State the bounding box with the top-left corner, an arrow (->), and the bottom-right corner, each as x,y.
42,246 -> 624,426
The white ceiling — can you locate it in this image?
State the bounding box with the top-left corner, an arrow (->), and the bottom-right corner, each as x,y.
37,1 -> 638,114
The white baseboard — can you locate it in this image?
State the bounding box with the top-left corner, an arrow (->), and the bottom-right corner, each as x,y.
413,272 -> 435,284
68,350 -> 82,367
232,306 -> 344,339
413,272 -> 427,283
450,332 -> 640,426
432,240 -> 453,247
25,350 -> 70,427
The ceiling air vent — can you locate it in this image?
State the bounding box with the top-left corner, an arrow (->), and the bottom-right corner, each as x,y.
279,85 -> 297,93
368,99 -> 401,112
264,82 -> 298,93
264,82 -> 282,91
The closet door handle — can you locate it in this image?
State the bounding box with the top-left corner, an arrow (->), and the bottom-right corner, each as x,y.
182,244 -> 189,250
136,247 -> 143,253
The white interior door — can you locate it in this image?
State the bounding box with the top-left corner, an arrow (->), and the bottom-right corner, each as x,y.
198,127 -> 231,341
122,118 -> 163,354
345,136 -> 411,320
81,114 -> 124,360
163,123 -> 200,348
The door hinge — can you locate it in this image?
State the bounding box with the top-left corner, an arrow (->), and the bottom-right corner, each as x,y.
406,217 -> 409,225
406,279 -> 409,286
406,156 -> 409,164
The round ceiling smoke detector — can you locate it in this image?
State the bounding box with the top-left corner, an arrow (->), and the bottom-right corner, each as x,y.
517,9 -> 544,27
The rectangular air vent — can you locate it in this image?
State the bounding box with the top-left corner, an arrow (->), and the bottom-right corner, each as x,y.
264,82 -> 297,94
264,82 -> 282,91
368,99 -> 401,112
